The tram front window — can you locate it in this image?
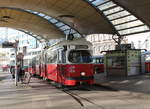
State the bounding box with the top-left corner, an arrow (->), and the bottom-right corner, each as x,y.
145,54 -> 150,61
68,50 -> 92,63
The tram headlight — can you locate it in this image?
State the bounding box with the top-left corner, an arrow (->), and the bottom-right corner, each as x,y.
81,72 -> 86,76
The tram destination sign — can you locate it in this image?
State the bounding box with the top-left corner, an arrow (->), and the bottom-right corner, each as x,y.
76,45 -> 88,49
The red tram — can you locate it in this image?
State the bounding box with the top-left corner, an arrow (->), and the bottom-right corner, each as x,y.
142,51 -> 150,73
29,38 -> 94,86
92,56 -> 104,74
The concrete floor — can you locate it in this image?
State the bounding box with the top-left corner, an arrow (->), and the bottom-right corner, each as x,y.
0,72 -> 150,109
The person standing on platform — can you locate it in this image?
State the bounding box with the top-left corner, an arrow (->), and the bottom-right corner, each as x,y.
10,66 -> 15,79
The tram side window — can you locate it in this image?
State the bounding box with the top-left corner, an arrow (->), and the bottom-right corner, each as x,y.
93,57 -> 104,64
145,54 -> 150,61
62,50 -> 66,63
36,57 -> 40,65
58,50 -> 66,63
32,58 -> 36,67
41,53 -> 45,64
47,50 -> 57,63
24,59 -> 28,66
35,59 -> 38,65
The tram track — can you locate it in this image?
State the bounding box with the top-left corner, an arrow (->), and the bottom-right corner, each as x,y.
62,88 -> 106,109
47,79 -> 118,108
59,85 -> 112,109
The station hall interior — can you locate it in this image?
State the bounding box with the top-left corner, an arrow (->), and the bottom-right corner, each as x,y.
1,0 -> 150,109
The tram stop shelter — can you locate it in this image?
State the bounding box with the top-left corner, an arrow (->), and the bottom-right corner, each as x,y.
105,49 -> 141,77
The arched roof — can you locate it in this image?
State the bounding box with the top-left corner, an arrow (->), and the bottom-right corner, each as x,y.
0,0 -> 149,41
0,7 -> 65,40
0,0 -> 115,36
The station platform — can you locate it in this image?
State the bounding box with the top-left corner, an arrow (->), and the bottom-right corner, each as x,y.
95,73 -> 150,94
1,71 -> 150,109
0,72 -> 81,109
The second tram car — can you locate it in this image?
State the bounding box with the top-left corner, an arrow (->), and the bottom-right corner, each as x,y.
92,56 -> 104,74
141,51 -> 150,73
27,57 -> 36,75
31,38 -> 94,86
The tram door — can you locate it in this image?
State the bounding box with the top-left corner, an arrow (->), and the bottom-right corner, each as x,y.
57,49 -> 66,82
58,49 -> 66,64
41,53 -> 47,78
35,56 -> 41,75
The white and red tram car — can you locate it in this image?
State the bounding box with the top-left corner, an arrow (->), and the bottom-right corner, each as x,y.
141,51 -> 150,73
31,38 -> 94,86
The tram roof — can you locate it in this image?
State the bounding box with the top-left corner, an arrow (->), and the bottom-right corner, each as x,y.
47,38 -> 92,49
0,0 -> 150,41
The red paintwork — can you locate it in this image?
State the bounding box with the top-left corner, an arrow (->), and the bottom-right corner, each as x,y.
145,62 -> 150,73
28,67 -> 36,75
44,64 -> 94,86
35,65 -> 41,76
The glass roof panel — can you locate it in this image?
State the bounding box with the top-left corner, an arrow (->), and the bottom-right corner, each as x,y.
111,16 -> 137,25
44,16 -> 52,20
98,1 -> 116,11
38,13 -> 45,17
92,0 -> 109,6
104,7 -> 123,15
50,19 -> 58,23
107,11 -> 130,20
119,26 -> 150,35
59,25 -> 70,31
25,9 -> 81,37
55,22 -> 64,27
115,20 -> 144,30
64,30 -> 70,34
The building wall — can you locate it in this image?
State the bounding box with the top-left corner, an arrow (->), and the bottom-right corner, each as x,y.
8,33 -> 42,66
86,34 -> 128,56
0,48 -> 9,66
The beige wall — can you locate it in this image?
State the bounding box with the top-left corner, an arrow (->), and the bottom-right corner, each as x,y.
86,34 -> 128,56
0,49 -> 9,66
